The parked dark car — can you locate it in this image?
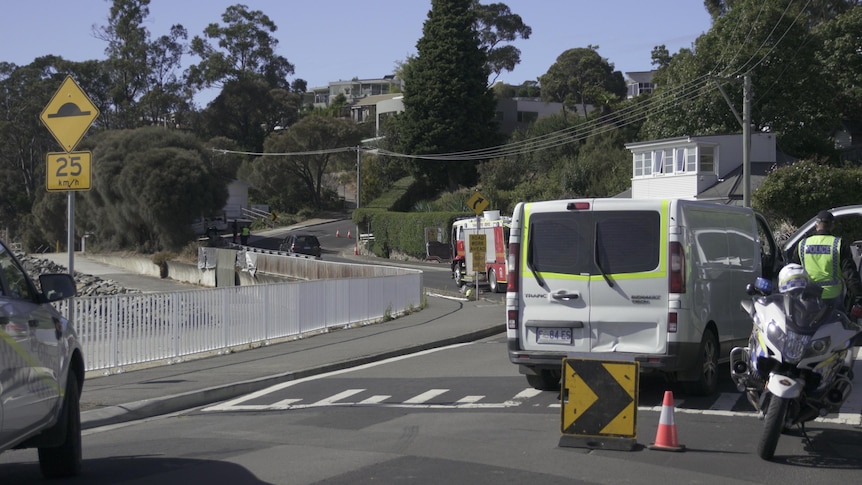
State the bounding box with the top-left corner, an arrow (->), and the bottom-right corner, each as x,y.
279,233 -> 322,259
0,240 -> 84,478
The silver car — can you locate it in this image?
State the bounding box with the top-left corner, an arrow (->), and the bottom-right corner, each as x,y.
0,240 -> 83,478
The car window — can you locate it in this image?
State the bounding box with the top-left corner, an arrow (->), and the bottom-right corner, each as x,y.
297,236 -> 316,245
0,245 -> 34,301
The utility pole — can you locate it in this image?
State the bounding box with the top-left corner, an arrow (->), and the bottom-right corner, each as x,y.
713,74 -> 753,207
355,147 -> 361,255
742,75 -> 752,208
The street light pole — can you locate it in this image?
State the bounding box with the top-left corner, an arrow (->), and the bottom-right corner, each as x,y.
355,146 -> 361,255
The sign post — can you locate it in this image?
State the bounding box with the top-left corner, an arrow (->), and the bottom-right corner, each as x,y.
466,192 -> 489,301
40,76 -> 100,275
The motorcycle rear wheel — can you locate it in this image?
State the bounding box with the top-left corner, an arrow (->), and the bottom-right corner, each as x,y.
758,394 -> 788,460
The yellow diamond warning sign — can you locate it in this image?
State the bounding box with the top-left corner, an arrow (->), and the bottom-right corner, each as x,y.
40,76 -> 100,152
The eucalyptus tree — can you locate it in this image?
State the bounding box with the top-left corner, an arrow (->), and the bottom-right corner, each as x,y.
472,1 -> 532,84
252,115 -> 365,211
538,46 -> 626,119
95,0 -> 191,129
188,4 -> 300,151
641,0 -> 838,158
188,4 -> 294,90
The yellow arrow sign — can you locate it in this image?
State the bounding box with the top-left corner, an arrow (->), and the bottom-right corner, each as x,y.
40,76 -> 100,152
467,192 -> 489,215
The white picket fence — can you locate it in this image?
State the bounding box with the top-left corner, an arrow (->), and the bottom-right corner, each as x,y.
57,268 -> 422,373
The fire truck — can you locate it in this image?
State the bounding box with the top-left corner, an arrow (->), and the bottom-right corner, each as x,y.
450,210 -> 511,293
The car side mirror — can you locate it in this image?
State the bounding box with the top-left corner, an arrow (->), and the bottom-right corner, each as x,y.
39,273 -> 77,302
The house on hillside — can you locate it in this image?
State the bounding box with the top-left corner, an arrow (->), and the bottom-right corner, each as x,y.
622,133 -> 794,205
625,71 -> 656,99
308,75 -> 404,109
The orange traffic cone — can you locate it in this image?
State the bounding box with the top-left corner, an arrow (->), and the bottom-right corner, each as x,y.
336,229 -> 341,237
347,229 -> 353,239
648,391 -> 685,451
354,243 -> 358,255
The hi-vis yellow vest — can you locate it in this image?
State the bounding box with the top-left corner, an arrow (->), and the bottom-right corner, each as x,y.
799,235 -> 842,299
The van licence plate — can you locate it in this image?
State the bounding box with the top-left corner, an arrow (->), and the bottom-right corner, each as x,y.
536,328 -> 572,344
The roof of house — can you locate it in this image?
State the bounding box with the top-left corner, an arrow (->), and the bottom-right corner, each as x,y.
625,71 -> 655,84
350,93 -> 402,107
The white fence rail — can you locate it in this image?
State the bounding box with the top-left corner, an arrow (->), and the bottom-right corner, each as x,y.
57,264 -> 422,373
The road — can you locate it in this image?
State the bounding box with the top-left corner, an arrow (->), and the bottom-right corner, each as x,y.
251,219 -> 484,298
3,333 -> 860,484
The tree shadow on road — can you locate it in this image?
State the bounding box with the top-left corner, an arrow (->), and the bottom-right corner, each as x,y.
0,455 -> 274,484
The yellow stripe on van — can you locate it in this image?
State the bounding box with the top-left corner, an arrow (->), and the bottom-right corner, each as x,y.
520,199 -> 668,279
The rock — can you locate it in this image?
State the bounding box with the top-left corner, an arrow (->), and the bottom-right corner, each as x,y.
15,251 -> 141,296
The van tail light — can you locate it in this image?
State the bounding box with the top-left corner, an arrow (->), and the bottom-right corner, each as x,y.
507,242 -> 520,330
507,242 -> 519,294
667,312 -> 678,333
669,241 -> 685,293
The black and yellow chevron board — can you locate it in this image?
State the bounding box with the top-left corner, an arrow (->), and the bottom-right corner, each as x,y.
561,358 -> 638,438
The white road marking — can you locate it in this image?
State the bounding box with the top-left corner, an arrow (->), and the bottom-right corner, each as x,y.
404,389 -> 448,404
358,395 -> 391,404
202,343 -> 472,412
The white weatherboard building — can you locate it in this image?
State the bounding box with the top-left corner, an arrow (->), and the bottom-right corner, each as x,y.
624,133 -> 786,205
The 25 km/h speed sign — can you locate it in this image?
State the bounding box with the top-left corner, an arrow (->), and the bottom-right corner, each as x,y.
46,152 -> 91,191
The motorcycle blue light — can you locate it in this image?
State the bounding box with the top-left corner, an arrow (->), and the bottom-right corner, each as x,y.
754,277 -> 772,293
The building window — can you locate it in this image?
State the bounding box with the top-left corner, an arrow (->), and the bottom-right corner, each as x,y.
517,111 -> 538,123
686,148 -> 697,172
634,152 -> 645,176
633,152 -> 655,176
700,146 -> 715,173
676,148 -> 685,172
662,149 -> 674,174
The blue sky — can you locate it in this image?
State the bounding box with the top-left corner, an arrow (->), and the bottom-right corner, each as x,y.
2,1 -> 713,104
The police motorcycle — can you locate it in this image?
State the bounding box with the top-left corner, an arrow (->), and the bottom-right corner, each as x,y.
729,264 -> 862,460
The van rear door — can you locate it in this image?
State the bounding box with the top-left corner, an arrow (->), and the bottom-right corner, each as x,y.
518,199 -> 668,356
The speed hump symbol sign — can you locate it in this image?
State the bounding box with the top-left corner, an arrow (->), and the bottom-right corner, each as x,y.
40,76 -> 100,152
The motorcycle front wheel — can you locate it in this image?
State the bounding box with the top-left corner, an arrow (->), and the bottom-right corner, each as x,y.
758,394 -> 789,460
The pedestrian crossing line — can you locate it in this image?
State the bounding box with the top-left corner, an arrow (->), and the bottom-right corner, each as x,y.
270,398 -> 303,410
501,388 -> 543,407
454,395 -> 485,407
710,392 -> 743,411
313,389 -> 366,406
358,395 -> 391,405
201,384 -> 860,423
403,389 -> 449,404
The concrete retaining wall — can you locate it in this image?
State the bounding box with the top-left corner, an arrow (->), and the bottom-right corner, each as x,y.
87,253 -> 292,288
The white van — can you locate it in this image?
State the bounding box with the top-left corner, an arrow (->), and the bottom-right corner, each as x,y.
505,198 -> 782,395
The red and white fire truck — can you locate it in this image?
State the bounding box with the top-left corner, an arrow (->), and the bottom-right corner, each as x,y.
450,210 -> 511,293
